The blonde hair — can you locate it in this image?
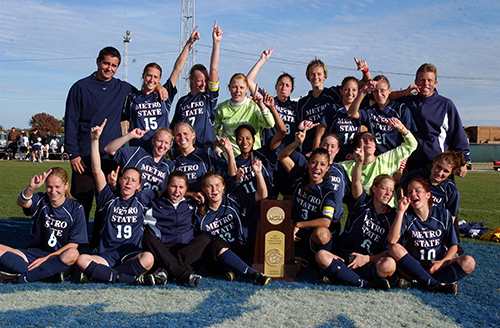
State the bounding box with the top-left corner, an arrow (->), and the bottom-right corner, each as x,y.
306,57 -> 328,80
48,167 -> 73,199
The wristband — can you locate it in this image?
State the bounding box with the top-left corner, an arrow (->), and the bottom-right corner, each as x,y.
20,188 -> 33,202
399,161 -> 407,170
397,125 -> 406,133
362,68 -> 369,74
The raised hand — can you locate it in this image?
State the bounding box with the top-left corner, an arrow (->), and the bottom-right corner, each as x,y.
213,20 -> 223,43
353,146 -> 364,164
216,135 -> 233,153
250,83 -> 264,106
398,188 -> 411,212
107,165 -> 120,187
129,128 -> 149,139
251,154 -> 263,175
382,117 -> 404,131
91,119 -> 107,140
188,25 -> 200,45
261,48 -> 274,61
298,120 -> 319,132
354,57 -> 368,72
29,169 -> 53,191
263,90 -> 275,109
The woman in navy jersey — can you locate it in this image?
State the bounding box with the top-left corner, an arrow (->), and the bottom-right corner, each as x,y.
388,177 -> 475,294
173,121 -> 236,195
316,145 -> 397,290
0,167 -> 86,284
123,27 -> 200,150
279,123 -> 347,237
195,167 -> 270,285
105,127 -> 174,191
172,21 -> 223,149
278,124 -> 341,274
297,58 -> 371,155
348,76 -> 417,155
76,119 -> 159,285
402,151 -> 465,253
313,76 -> 365,161
142,171 -> 211,287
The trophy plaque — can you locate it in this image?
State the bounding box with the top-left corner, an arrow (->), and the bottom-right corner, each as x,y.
253,199 -> 296,281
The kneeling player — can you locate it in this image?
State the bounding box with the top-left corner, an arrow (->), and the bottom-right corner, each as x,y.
76,120 -> 158,285
0,167 -> 87,283
316,147 -> 396,290
388,177 -> 475,294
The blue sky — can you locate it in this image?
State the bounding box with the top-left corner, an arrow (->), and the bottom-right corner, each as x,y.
1,0 -> 499,130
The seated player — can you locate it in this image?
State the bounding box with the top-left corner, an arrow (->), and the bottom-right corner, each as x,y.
142,171 -> 212,287
0,167 -> 87,283
316,145 -> 397,290
76,119 -> 160,285
195,168 -> 271,285
388,177 -> 476,294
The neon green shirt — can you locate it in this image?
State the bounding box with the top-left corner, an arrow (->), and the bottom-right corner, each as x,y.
214,97 -> 275,156
340,131 -> 418,208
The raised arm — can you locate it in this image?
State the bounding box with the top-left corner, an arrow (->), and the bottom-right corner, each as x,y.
209,21 -> 222,83
252,155 -> 268,202
90,119 -> 108,194
388,190 -> 410,244
354,57 -> 372,86
17,169 -> 52,208
348,80 -> 376,119
216,135 -> 237,177
351,146 -> 364,201
170,26 -> 200,87
313,124 -> 327,151
247,48 -> 274,96
263,90 -> 286,151
278,121 -> 316,172
104,128 -> 149,156
389,84 -> 418,101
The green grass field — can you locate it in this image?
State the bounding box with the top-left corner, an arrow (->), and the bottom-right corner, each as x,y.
1,160 -> 499,230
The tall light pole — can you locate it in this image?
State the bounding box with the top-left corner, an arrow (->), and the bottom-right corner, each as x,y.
180,0 -> 195,96
123,30 -> 132,81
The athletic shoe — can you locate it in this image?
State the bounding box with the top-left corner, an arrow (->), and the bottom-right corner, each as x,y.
367,278 -> 390,291
429,282 -> 457,295
398,278 -> 414,289
322,275 -> 333,285
250,272 -> 271,286
135,274 -> 155,286
152,268 -> 169,285
186,274 -> 202,288
225,270 -> 240,282
0,271 -> 20,284
41,272 -> 65,283
79,272 -> 90,284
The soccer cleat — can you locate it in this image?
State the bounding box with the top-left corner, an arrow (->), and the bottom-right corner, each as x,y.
322,275 -> 333,285
225,270 -> 239,282
429,282 -> 457,295
367,278 -> 391,291
398,278 -> 415,289
0,271 -> 20,284
186,274 -> 202,288
135,274 -> 155,286
41,272 -> 65,283
152,268 -> 169,285
79,272 -> 90,283
250,272 -> 271,286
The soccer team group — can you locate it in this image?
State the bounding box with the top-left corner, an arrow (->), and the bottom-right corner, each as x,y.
0,22 -> 476,294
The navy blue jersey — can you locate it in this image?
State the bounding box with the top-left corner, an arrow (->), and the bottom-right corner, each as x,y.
289,150 -> 346,222
402,170 -> 460,217
171,81 -> 219,148
319,105 -> 362,161
261,95 -> 299,147
65,74 -> 135,159
96,185 -> 156,253
358,100 -> 417,153
297,86 -> 341,154
399,206 -> 458,262
194,193 -> 255,246
144,196 -> 196,245
123,79 -> 177,150
234,146 -> 276,197
113,146 -> 174,191
399,91 -> 471,166
336,191 -> 395,258
24,193 -> 87,252
173,147 -> 228,192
